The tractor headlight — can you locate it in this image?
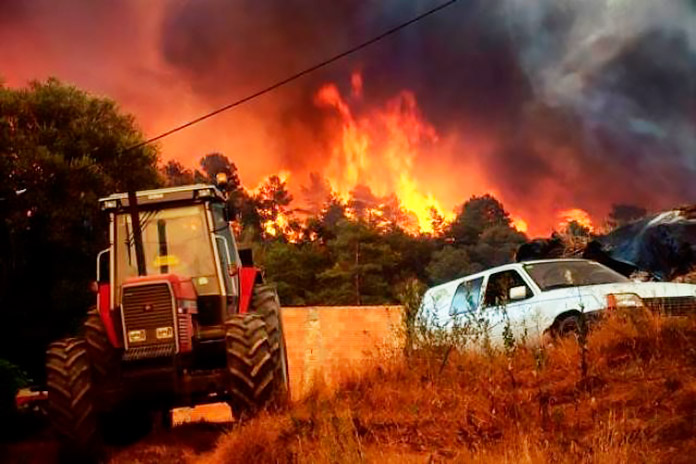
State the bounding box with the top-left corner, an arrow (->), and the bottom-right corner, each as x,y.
128,329 -> 146,343
607,293 -> 643,309
156,326 -> 174,339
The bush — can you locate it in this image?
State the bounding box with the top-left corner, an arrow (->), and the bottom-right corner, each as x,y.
0,359 -> 29,433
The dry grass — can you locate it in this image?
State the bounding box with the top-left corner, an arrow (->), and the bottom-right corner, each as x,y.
193,308 -> 696,464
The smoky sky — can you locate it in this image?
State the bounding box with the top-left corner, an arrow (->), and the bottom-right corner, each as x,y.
160,0 -> 696,216
160,1 -> 530,132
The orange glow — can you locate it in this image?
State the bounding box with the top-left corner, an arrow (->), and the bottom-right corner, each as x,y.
314,75 -> 455,234
351,71 -> 363,98
558,208 -> 594,232
512,217 -> 529,233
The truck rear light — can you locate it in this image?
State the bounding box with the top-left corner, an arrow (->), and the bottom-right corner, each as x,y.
128,329 -> 146,343
156,326 -> 174,339
607,293 -> 643,310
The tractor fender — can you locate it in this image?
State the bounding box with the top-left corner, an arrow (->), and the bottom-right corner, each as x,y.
239,267 -> 263,314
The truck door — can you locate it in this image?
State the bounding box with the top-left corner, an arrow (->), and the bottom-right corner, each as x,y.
481,270 -> 534,346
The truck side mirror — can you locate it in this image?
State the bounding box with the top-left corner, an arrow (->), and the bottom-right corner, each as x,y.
225,203 -> 237,222
509,285 -> 528,301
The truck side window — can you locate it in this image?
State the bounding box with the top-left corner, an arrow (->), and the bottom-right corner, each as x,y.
483,270 -> 531,307
451,277 -> 484,315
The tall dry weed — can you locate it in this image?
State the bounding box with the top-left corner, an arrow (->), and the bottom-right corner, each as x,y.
194,307 -> 696,464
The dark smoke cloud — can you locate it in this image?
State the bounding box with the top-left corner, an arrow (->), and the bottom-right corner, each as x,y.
159,0 -> 696,222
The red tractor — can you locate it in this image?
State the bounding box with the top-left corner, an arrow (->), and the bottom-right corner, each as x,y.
45,183 -> 288,456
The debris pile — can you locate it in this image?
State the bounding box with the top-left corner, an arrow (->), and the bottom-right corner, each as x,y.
517,206 -> 696,281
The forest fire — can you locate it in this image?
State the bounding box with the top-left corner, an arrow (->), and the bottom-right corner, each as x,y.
314,73 -> 453,234
2,1 -> 693,238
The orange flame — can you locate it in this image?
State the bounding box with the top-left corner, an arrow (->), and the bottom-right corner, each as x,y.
314,74 -> 454,233
558,208 -> 594,232
511,217 -> 529,233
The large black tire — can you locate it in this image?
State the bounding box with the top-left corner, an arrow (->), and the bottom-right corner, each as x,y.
554,314 -> 581,337
250,284 -> 290,403
225,285 -> 289,417
84,308 -> 120,387
46,337 -> 101,461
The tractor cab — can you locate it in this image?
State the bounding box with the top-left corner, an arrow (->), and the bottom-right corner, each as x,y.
98,184 -> 249,359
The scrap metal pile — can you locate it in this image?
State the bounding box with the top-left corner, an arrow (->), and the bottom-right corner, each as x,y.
517,206 -> 696,281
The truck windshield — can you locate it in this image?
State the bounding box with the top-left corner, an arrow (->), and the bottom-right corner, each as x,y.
115,205 -> 220,296
524,261 -> 629,291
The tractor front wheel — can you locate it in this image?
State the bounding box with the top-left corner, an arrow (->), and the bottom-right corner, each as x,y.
250,284 -> 290,404
46,337 -> 101,461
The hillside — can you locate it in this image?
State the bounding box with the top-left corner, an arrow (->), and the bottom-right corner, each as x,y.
107,308 -> 696,464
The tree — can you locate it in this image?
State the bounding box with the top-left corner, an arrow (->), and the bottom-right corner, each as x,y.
161,160 -> 196,186
305,194 -> 347,243
199,152 -> 241,190
565,220 -> 591,238
449,194 -> 511,245
259,241 -> 330,305
318,220 -> 394,305
256,175 -> 294,239
472,225 -> 527,268
426,246 -> 482,284
429,207 -> 447,237
0,78 -> 160,381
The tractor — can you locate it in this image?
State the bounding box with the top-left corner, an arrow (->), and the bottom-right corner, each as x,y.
45,182 -> 289,457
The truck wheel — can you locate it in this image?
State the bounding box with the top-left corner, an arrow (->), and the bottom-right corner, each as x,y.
555,315 -> 581,337
225,313 -> 281,418
84,308 -> 120,386
46,337 -> 101,460
250,284 -> 290,404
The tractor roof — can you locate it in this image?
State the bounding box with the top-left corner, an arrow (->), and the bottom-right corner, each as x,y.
99,184 -> 226,212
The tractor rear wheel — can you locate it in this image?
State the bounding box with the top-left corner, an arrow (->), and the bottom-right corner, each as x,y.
225,286 -> 289,418
46,337 -> 101,461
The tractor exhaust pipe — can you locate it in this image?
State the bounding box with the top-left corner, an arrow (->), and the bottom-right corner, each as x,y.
127,190 -> 147,276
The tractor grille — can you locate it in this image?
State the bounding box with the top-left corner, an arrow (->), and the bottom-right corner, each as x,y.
643,296 -> 696,316
121,283 -> 176,359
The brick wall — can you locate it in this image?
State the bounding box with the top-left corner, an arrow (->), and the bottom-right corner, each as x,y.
282,306 -> 404,400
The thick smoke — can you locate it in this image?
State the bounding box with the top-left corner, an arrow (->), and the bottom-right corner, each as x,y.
2,0 -> 695,234
159,0 -> 696,232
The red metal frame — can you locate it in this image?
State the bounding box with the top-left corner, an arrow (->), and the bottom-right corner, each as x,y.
239,267 -> 258,314
98,283 -> 122,348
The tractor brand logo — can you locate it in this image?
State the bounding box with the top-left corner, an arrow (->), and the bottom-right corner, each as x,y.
143,303 -> 153,312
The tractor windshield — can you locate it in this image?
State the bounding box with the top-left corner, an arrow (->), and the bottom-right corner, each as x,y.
115,204 -> 220,297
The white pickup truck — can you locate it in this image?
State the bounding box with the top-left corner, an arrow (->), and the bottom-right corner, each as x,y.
419,259 -> 696,346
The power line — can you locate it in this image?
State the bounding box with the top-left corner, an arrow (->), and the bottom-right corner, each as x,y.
126,0 -> 458,152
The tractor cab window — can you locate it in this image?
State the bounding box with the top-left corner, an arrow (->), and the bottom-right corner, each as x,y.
115,205 -> 220,298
